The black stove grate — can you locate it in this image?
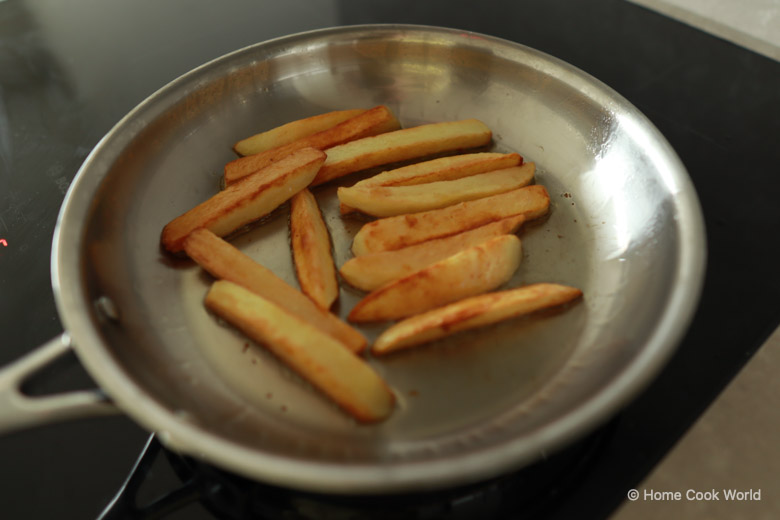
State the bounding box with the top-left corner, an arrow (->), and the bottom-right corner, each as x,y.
98,418 -> 619,520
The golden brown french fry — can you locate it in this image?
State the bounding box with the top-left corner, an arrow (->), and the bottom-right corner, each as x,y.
339,216 -> 526,291
372,283 -> 583,355
204,281 -> 395,422
355,152 -> 523,188
233,108 -> 367,156
340,152 -> 523,214
290,189 -> 339,309
337,164 -> 535,217
183,229 -> 366,353
224,106 -> 399,186
311,119 -> 492,186
161,147 -> 325,253
351,185 -> 550,256
348,235 -> 522,322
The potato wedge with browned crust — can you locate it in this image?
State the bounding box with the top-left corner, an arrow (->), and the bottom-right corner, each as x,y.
205,281 -> 394,423
340,152 -> 523,214
339,216 -> 526,291
351,184 -> 550,256
183,229 -> 365,353
338,163 -> 535,217
161,147 -> 325,253
372,283 -> 583,355
348,235 -> 522,323
311,119 -> 492,186
224,106 -> 399,186
353,152 -> 523,188
233,108 -> 367,156
290,189 -> 339,309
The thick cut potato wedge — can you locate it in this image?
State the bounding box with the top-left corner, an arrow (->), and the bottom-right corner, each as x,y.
183,229 -> 365,353
347,235 -> 522,323
233,108 -> 367,156
340,216 -> 526,291
290,189 -> 339,309
311,119 -> 492,186
340,152 -> 523,214
204,281 -> 394,422
162,147 -> 325,253
372,283 -> 583,355
224,106 -> 399,186
352,184 -> 550,256
337,163 -> 535,217
353,152 -> 523,188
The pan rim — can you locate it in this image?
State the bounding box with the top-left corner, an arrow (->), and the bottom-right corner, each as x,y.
50,23 -> 706,494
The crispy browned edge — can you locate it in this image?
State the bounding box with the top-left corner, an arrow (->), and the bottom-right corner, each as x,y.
352,184 -> 550,255
290,189 -> 339,309
372,283 -> 583,355
232,108 -> 366,156
204,280 -> 393,422
337,163 -> 535,218
182,228 -> 366,353
224,105 -> 399,185
347,234 -> 522,322
161,147 -> 325,253
311,119 -> 493,186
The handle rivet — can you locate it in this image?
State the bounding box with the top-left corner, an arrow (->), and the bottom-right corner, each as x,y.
95,296 -> 120,321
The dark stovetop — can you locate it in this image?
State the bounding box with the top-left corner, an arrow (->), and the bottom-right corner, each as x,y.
1,1 -> 778,518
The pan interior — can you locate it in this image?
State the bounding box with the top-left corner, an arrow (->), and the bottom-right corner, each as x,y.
60,26 -> 702,490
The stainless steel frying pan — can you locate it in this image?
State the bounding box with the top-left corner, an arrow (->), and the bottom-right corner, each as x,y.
0,25 -> 705,494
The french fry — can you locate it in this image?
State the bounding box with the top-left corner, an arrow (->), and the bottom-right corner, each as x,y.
183,229 -> 365,353
161,104 -> 581,425
340,152 -> 523,214
339,216 -> 526,291
353,152 -> 523,188
224,106 -> 399,186
290,189 -> 339,309
347,235 -> 522,323
351,185 -> 550,256
204,281 -> 395,422
233,108 -> 367,156
161,147 -> 325,253
311,119 -> 492,186
337,163 -> 535,217
372,283 -> 583,355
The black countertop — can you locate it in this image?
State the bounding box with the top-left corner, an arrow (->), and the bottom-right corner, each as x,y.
1,1 -> 778,518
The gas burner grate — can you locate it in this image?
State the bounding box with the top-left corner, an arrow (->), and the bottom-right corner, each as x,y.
98,418 -> 618,520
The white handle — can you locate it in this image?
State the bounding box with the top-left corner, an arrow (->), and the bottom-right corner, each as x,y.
0,333 -> 118,434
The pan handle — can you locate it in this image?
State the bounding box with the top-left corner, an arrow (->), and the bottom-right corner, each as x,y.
0,333 -> 118,434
